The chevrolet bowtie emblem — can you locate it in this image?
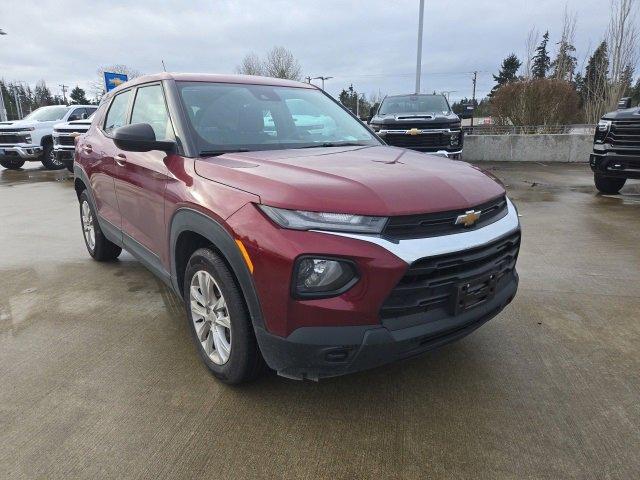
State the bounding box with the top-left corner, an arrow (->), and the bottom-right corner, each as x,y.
455,210 -> 481,227
408,128 -> 421,135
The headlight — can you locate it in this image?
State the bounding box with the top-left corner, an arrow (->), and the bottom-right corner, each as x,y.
369,123 -> 382,132
293,256 -> 358,298
259,205 -> 387,233
597,119 -> 611,132
595,119 -> 611,143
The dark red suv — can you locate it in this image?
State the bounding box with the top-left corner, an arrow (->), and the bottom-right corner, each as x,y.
74,73 -> 520,383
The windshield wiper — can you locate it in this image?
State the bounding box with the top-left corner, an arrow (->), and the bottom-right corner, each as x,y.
199,148 -> 250,157
299,142 -> 368,149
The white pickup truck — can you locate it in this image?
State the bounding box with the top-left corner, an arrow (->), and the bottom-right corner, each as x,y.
53,117 -> 93,172
0,104 -> 97,170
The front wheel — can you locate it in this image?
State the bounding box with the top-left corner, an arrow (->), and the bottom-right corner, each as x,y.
79,190 -> 122,261
184,248 -> 262,384
40,143 -> 65,170
594,174 -> 626,194
0,160 -> 25,170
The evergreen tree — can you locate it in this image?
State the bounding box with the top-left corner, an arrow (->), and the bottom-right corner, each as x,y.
582,41 -> 609,103
532,31 -> 551,78
619,66 -> 634,97
490,54 -> 521,96
33,80 -> 53,107
630,77 -> 640,106
70,86 -> 89,104
551,38 -> 577,81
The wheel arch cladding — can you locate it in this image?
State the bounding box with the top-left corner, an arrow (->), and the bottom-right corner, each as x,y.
170,208 -> 265,329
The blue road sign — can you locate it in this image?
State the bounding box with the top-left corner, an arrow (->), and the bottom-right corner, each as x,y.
103,72 -> 129,92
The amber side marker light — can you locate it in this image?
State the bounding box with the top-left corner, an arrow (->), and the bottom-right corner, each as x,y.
235,239 -> 254,274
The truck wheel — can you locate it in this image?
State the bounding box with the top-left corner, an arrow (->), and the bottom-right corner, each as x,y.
594,174 -> 626,194
40,142 -> 65,170
64,160 -> 74,173
184,248 -> 262,384
79,190 -> 122,261
0,160 -> 25,170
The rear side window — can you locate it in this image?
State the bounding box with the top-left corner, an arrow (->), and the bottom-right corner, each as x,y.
130,85 -> 175,141
104,90 -> 132,134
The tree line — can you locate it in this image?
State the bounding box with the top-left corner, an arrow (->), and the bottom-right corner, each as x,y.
489,0 -> 639,125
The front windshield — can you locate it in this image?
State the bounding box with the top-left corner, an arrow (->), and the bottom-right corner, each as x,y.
23,106 -> 70,122
379,95 -> 450,115
177,82 -> 380,154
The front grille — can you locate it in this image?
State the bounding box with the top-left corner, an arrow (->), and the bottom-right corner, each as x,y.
56,136 -> 76,146
380,230 -> 520,325
384,132 -> 448,149
0,134 -> 25,144
382,122 -> 457,130
383,196 -> 507,240
606,120 -> 640,153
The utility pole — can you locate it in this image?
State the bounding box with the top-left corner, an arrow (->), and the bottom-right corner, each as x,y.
470,71 -> 477,127
415,0 -> 425,94
59,84 -> 68,104
313,76 -> 333,90
13,86 -> 22,119
305,76 -> 311,84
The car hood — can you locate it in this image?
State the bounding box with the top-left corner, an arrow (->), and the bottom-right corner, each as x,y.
194,146 -> 504,216
602,106 -> 640,120
0,119 -> 56,130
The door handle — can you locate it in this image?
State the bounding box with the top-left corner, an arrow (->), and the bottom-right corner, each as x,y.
115,153 -> 127,166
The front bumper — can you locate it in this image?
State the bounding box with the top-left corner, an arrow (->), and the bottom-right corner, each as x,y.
257,272 -> 518,380
590,152 -> 640,179
0,144 -> 43,159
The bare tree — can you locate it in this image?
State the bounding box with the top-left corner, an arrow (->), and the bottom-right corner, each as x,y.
552,7 -> 578,81
263,46 -> 302,81
523,27 -> 539,79
90,64 -> 142,100
235,53 -> 264,76
605,0 -> 639,109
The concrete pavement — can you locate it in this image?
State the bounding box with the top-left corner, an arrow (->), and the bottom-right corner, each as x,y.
0,162 -> 639,479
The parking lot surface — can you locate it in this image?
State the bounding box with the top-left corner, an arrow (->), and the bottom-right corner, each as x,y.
1,162 -> 639,479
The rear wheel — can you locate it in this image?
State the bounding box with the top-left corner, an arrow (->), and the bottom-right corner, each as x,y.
79,190 -> 122,261
184,248 -> 262,384
0,160 -> 25,170
594,174 -> 626,194
40,142 -> 65,170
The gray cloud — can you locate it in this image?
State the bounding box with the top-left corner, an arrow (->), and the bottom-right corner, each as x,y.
0,0 -> 628,102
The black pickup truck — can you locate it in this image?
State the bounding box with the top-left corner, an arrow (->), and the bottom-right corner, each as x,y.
590,98 -> 640,194
368,94 -> 463,158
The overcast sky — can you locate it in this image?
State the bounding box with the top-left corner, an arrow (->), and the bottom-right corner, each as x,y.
0,0 -> 634,102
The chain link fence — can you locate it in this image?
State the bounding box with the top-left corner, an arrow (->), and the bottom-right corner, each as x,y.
462,124 -> 595,135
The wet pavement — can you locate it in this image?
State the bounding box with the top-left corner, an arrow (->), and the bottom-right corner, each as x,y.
1,162 -> 639,479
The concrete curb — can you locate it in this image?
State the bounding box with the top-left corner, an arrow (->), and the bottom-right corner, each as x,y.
463,134 -> 592,163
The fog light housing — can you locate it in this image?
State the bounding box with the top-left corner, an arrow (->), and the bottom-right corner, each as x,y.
293,256 -> 358,298
450,132 -> 460,146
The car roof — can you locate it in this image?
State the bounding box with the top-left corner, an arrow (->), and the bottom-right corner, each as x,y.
104,72 -> 317,100
385,93 -> 444,98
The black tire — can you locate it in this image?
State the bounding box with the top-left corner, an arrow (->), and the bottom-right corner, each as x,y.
63,160 -> 74,173
0,160 -> 25,170
184,248 -> 262,384
79,190 -> 122,261
40,142 -> 65,170
594,174 -> 626,194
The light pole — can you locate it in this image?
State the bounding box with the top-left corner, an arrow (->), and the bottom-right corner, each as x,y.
313,76 -> 333,90
0,28 -> 7,121
415,0 -> 425,94
59,84 -> 69,104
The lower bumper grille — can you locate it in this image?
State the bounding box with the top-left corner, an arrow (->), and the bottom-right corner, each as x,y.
384,133 -> 449,149
380,230 -> 521,328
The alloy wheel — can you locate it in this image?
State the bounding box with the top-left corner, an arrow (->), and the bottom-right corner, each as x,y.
81,200 -> 95,251
190,270 -> 232,365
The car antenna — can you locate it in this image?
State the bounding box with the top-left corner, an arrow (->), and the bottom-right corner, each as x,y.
161,60 -> 167,72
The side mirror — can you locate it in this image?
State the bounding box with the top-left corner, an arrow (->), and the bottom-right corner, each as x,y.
81,113 -> 88,120
113,123 -> 176,153
618,97 -> 632,109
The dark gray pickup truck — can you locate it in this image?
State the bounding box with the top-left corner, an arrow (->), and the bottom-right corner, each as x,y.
368,94 -> 462,158
590,98 -> 640,194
